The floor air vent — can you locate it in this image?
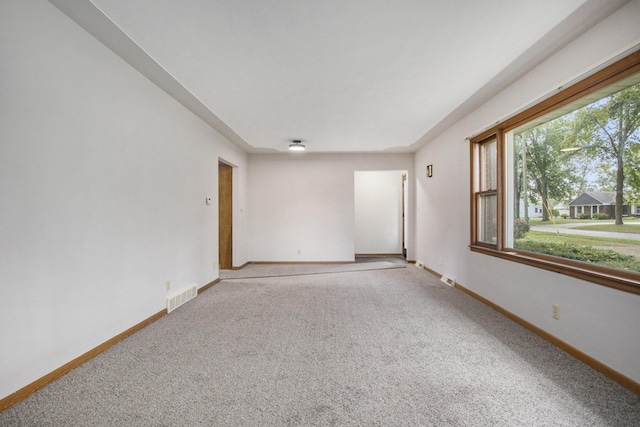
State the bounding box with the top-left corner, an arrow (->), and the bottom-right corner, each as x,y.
440,275 -> 456,287
167,284 -> 198,313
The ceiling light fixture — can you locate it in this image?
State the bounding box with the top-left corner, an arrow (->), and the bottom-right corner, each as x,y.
289,140 -> 306,151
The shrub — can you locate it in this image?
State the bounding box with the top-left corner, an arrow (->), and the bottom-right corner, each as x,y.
593,213 -> 610,220
513,218 -> 530,239
514,239 -> 640,271
552,209 -> 560,217
560,214 -> 569,219
578,213 -> 590,219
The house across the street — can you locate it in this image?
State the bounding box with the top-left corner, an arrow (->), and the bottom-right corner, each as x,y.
568,191 -> 637,218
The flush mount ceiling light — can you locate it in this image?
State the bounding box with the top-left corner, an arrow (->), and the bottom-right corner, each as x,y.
288,140 -> 306,151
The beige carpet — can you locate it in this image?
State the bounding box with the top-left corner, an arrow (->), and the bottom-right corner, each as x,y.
1,265 -> 638,426
220,260 -> 406,280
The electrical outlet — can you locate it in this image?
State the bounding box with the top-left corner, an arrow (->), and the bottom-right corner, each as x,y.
297,249 -> 301,255
438,257 -> 442,266
552,304 -> 560,320
166,280 -> 171,291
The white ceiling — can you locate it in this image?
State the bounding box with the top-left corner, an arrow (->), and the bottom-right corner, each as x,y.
69,0 -> 625,153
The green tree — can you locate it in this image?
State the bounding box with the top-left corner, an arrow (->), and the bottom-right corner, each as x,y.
574,84 -> 640,224
565,144 -> 599,195
625,143 -> 640,205
516,120 -> 576,221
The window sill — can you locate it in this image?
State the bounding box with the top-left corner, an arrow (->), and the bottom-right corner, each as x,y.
469,244 -> 640,295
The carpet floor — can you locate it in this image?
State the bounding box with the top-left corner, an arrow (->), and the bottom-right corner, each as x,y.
1,264 -> 638,426
220,261 -> 406,280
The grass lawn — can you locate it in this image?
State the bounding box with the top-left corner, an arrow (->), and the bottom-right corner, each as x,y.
528,218 -> 601,225
523,230 -> 640,247
571,224 -> 640,234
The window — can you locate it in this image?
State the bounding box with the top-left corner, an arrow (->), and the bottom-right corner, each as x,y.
474,138 -> 498,245
470,51 -> 640,294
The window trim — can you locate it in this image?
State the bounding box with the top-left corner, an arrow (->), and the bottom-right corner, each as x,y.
469,50 -> 640,295
471,136 -> 503,248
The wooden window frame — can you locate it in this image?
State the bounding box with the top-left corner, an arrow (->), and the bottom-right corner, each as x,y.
469,50 -> 640,295
471,136 -> 503,249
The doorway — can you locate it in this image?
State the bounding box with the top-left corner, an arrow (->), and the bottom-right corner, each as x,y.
354,170 -> 407,258
218,161 -> 233,270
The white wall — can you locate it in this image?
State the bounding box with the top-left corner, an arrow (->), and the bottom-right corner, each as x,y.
0,0 -> 247,400
354,171 -> 404,254
414,0 -> 640,382
248,154 -> 414,262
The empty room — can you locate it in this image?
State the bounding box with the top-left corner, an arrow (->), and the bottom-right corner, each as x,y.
1,0 -> 639,425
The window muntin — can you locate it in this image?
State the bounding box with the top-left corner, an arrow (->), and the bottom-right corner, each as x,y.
471,52 -> 640,294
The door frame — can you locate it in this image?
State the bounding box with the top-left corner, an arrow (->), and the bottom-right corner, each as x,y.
218,161 -> 233,270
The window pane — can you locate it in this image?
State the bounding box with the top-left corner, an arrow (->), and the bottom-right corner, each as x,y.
480,140 -> 497,191
478,193 -> 497,244
510,76 -> 640,272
